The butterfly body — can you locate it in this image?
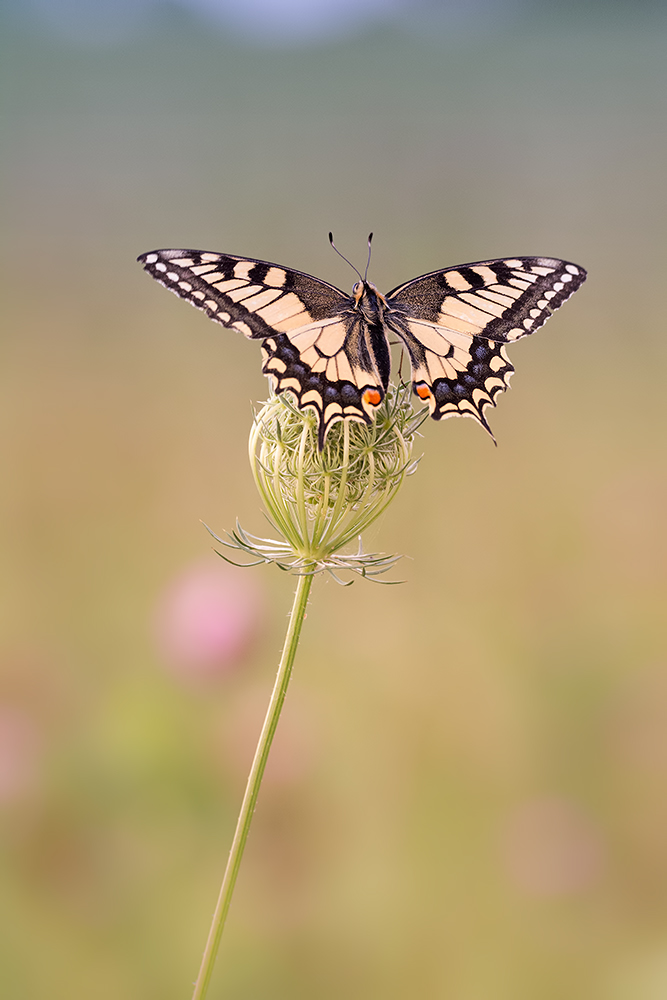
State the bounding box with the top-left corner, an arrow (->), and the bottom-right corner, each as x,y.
138,247 -> 586,448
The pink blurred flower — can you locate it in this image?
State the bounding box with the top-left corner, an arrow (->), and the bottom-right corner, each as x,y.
501,795 -> 606,897
152,560 -> 263,680
0,706 -> 40,803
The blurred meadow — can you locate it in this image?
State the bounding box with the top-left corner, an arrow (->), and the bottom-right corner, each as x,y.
1,1 -> 667,997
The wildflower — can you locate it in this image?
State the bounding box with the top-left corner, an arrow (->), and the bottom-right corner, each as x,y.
209,380 -> 426,584
152,561 -> 263,680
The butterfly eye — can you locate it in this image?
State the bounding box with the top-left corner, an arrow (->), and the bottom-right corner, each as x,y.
352,281 -> 363,297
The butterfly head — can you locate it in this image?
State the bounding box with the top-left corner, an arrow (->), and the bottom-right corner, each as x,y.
352,279 -> 387,315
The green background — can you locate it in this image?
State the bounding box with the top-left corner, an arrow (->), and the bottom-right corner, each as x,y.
1,3 -> 666,997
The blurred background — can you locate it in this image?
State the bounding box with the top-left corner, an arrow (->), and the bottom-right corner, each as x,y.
1,1 -> 666,997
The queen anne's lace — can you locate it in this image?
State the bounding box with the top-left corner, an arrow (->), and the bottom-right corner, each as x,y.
208,383 -> 427,584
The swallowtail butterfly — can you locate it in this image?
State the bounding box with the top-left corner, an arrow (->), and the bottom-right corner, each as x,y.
138,240 -> 586,448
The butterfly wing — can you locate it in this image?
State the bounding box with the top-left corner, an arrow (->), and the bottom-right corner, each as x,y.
385,257 -> 586,434
138,249 -> 388,446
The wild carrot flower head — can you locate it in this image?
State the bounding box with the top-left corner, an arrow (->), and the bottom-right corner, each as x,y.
210,382 -> 427,583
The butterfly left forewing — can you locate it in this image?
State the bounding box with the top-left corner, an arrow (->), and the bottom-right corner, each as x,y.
138,249 -> 388,447
385,256 -> 586,432
137,248 -> 348,338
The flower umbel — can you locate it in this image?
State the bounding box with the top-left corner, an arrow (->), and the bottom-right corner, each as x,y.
210,381 -> 426,582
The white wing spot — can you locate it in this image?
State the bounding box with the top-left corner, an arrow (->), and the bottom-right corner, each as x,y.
444,271 -> 472,291
529,308 -> 541,318
233,260 -> 256,280
233,321 -> 254,338
566,265 -> 579,275
278,378 -> 302,393
553,282 -> 564,291
264,267 -> 286,287
470,266 -> 498,282
204,300 -> 218,311
265,357 -> 287,373
523,318 -> 534,329
485,376 -> 506,392
324,402 -> 343,422
301,390 -> 323,409
561,273 -> 573,283
145,254 -> 158,264
155,263 -> 167,272
167,272 -> 179,281
473,388 -> 491,407
178,281 -> 192,292
544,290 -> 557,300
192,290 -> 205,300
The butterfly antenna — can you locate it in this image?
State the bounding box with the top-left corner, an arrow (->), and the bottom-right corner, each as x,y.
363,232 -> 373,282
328,232 -> 363,283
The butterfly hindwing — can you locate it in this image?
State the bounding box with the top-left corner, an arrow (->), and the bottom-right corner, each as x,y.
260,315 -> 389,448
386,256 -> 586,431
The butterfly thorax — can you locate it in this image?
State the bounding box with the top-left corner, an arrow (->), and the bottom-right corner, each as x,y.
351,280 -> 388,322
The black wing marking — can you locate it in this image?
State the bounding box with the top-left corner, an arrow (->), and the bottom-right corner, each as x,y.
138,249 -> 387,447
386,256 -> 586,432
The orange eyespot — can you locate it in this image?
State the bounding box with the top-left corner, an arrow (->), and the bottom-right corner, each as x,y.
416,383 -> 432,400
362,388 -> 382,407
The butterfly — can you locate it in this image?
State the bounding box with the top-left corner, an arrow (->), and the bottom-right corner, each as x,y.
137,237 -> 586,448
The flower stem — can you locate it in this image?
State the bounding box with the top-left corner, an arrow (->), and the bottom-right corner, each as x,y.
191,570 -> 314,1000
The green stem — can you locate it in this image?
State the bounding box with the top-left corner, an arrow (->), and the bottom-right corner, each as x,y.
191,570 -> 314,1000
